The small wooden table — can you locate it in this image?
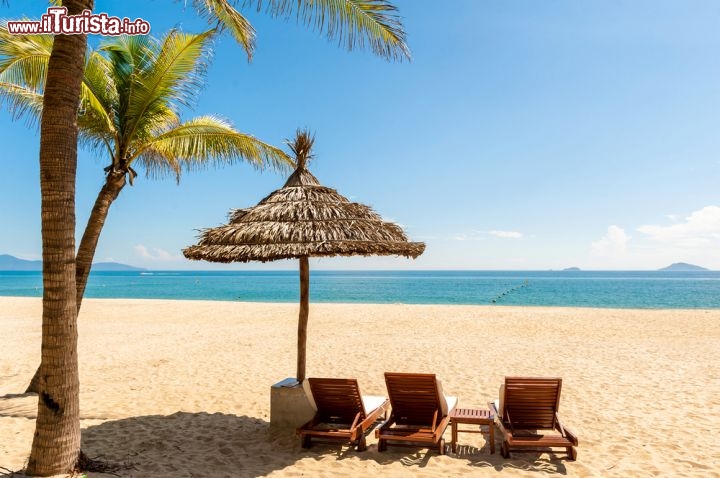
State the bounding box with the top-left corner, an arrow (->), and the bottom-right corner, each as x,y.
450,408 -> 495,454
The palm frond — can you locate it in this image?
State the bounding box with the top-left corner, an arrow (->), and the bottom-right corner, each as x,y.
0,21 -> 53,92
195,0 -> 255,60
250,0 -> 410,61
0,81 -> 43,124
123,30 -> 214,146
78,51 -> 116,137
100,34 -> 160,141
133,115 -> 292,181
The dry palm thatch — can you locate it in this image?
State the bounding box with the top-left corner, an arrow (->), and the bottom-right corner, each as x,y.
183,129 -> 424,382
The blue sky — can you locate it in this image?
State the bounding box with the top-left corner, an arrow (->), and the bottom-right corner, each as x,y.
1,0 -> 720,270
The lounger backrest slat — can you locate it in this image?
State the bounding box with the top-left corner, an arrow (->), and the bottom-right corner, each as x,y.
504,377 -> 561,430
384,372 -> 442,426
309,378 -> 365,423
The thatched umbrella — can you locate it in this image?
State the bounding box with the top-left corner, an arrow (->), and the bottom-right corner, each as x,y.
183,130 -> 425,382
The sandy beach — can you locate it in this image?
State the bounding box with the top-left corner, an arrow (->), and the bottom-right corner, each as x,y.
1,297 -> 719,477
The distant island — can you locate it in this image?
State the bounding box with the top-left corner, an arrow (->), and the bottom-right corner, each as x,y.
0,254 -> 145,272
562,267 -> 581,271
658,262 -> 709,272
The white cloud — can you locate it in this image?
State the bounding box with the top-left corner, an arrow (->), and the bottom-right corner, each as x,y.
489,230 -> 523,239
637,206 -> 720,247
134,245 -> 182,262
591,225 -> 630,257
450,229 -> 523,241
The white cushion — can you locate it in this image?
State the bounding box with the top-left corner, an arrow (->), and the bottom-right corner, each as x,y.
444,396 -> 458,415
436,379 -> 457,417
362,395 -> 387,416
436,379 -> 448,416
497,384 -> 505,419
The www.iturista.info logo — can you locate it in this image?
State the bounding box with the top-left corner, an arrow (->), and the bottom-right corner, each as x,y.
7,7 -> 150,35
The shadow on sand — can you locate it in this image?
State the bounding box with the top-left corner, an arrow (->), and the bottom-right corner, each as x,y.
2,413 -> 570,477
78,412 -> 297,477
286,434 -> 571,475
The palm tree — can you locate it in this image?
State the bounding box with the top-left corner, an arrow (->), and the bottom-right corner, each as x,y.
2,1 -> 409,474
18,1 -> 90,474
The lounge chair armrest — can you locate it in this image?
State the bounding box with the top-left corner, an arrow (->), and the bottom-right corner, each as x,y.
564,426 -> 579,446
375,414 -> 395,438
430,409 -> 439,432
434,414 -> 452,441
555,413 -> 578,445
350,412 -> 362,432
505,410 -> 515,433
494,416 -> 512,439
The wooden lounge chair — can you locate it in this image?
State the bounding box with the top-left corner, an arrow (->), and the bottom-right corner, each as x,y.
296,378 -> 390,451
376,372 -> 457,455
490,377 -> 579,460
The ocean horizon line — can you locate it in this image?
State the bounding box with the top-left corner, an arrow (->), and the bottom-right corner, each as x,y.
1,269 -> 719,309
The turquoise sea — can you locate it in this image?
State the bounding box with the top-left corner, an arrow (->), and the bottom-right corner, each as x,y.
0,270 -> 719,309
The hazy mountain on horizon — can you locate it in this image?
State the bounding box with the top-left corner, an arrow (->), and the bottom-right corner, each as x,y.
0,254 -> 145,272
658,262 -> 709,272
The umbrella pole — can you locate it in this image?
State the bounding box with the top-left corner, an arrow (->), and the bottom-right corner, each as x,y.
297,256 -> 309,383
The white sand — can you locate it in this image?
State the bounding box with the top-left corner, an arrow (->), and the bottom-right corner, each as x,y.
1,297 -> 719,477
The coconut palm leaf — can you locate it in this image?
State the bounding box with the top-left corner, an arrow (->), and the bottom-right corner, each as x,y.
0,21 -> 53,91
191,0 -> 408,61
100,35 -> 162,145
0,81 -> 43,121
0,26 -> 114,134
121,30 -> 214,148
195,0 -> 255,60
250,0 -> 410,61
77,51 -> 116,146
0,23 -> 53,120
135,115 -> 289,181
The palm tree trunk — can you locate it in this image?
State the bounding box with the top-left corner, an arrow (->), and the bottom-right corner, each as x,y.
76,171 -> 127,309
26,0 -> 93,475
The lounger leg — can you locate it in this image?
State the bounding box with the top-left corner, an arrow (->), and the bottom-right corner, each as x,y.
301,435 -> 312,449
567,446 -> 577,461
438,438 -> 445,455
489,423 -> 495,454
356,435 -> 367,452
378,438 -> 387,452
451,421 -> 458,453
501,441 -> 510,458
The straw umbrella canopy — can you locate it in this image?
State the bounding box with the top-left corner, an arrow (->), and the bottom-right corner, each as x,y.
183,130 -> 425,382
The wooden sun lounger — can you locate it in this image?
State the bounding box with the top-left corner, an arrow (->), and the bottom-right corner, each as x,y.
490,377 -> 579,460
376,372 -> 457,455
296,378 -> 389,451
